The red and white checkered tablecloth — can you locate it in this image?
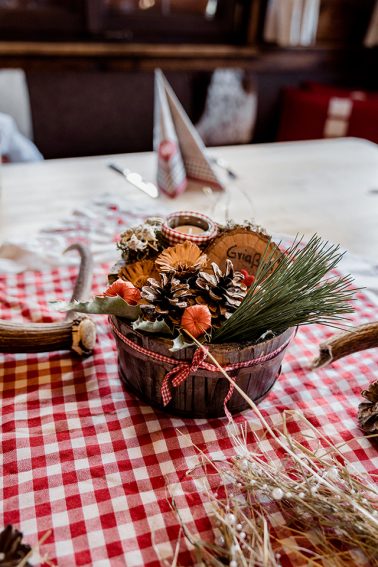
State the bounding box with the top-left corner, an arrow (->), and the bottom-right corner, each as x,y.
0,262 -> 377,566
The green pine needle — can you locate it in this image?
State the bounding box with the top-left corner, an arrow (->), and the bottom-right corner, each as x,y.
213,235 -> 356,344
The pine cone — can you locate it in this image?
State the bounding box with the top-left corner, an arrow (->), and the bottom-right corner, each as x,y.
358,380 -> 378,433
196,259 -> 247,325
0,525 -> 32,567
140,273 -> 194,325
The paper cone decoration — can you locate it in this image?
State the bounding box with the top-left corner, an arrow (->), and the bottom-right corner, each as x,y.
154,69 -> 224,198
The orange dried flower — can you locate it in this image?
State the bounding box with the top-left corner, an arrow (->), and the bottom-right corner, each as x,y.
181,304 -> 212,338
119,259 -> 158,289
156,240 -> 207,276
103,278 -> 141,305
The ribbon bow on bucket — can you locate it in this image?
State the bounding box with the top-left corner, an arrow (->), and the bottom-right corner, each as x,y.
161,348 -> 209,406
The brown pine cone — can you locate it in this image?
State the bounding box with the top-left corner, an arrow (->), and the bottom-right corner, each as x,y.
196,259 -> 247,325
140,273 -> 194,325
358,380 -> 378,433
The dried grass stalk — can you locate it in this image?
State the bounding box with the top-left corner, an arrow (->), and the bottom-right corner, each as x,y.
168,334 -> 378,567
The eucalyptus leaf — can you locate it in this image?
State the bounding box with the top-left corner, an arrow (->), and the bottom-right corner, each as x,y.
169,333 -> 195,353
52,296 -> 140,320
132,317 -> 172,336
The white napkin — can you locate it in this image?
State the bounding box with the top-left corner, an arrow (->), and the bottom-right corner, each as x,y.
154,69 -> 224,197
0,193 -> 164,273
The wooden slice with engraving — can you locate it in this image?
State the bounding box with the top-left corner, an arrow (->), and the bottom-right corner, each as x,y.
204,228 -> 280,274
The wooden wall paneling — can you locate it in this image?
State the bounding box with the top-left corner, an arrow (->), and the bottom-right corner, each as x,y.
0,1 -> 86,40
27,70 -> 194,159
317,0 -> 376,44
0,0 -> 375,158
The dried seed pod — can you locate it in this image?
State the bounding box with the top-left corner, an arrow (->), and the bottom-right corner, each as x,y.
156,241 -> 207,277
118,259 -> 158,289
103,279 -> 141,305
181,304 -> 212,338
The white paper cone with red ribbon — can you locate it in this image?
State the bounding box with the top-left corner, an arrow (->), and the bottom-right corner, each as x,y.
153,69 -> 224,198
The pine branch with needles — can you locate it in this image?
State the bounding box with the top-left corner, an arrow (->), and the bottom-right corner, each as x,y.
214,235 -> 356,344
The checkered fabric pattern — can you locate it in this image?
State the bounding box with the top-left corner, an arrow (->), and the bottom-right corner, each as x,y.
157,144 -> 187,198
184,159 -> 223,189
1,264 -> 378,566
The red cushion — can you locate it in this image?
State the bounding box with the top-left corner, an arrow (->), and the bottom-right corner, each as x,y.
278,89 -> 330,141
277,87 -> 378,143
347,99 -> 378,143
303,81 -> 378,101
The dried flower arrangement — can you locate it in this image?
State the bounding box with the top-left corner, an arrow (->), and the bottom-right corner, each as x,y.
168,352 -> 378,566
62,214 -> 355,350
56,212 -> 357,416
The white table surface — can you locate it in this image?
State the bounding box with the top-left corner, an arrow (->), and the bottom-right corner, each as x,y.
1,137 -> 377,263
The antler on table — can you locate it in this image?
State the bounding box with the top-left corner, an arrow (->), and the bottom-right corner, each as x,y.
0,243 -> 96,354
312,322 -> 378,368
65,243 -> 94,316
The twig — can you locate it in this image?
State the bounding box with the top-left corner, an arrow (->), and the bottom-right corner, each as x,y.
16,530 -> 53,567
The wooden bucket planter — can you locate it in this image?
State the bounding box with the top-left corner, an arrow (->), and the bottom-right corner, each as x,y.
110,315 -> 293,418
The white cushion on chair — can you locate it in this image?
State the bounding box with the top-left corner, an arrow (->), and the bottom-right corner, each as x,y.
0,112 -> 43,162
0,68 -> 34,140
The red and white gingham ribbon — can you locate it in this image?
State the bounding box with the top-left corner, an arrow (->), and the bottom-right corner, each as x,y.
160,347 -> 209,406
161,211 -> 218,246
110,319 -> 293,418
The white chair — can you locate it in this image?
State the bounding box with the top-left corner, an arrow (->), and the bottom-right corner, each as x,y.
0,112 -> 43,162
0,69 -> 43,162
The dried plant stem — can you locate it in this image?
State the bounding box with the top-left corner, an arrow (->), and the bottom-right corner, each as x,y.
284,409 -> 378,492
161,331 -> 378,566
16,530 -> 53,567
169,527 -> 182,567
185,330 -> 378,529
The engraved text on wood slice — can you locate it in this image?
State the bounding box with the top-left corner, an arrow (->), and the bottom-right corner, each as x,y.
204,229 -> 280,274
